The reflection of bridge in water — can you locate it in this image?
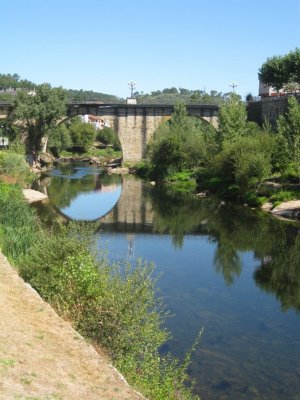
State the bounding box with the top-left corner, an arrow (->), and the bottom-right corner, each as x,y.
100,176 -> 154,232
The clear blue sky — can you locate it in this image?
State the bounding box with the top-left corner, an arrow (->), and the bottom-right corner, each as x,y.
1,0 -> 300,99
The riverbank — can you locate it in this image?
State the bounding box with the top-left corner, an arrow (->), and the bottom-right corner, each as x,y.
261,199 -> 300,220
0,250 -> 145,400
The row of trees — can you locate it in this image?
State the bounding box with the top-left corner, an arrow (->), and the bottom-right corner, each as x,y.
0,73 -> 121,103
1,83 -> 119,156
49,121 -> 120,156
145,94 -> 300,203
135,88 -> 232,105
259,48 -> 300,92
67,88 -> 121,103
0,73 -> 36,92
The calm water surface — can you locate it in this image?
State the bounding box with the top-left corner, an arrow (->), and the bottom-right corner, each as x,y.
36,163 -> 300,400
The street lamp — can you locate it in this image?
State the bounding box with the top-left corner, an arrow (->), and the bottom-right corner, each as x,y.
230,82 -> 238,92
128,80 -> 136,98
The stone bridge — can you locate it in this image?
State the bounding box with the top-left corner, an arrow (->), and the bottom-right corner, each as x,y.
67,102 -> 219,163
0,100 -> 219,163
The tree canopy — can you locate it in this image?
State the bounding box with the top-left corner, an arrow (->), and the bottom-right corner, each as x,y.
11,83 -> 67,152
259,48 -> 300,92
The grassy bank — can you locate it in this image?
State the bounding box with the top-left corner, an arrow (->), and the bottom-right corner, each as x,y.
0,181 -> 200,400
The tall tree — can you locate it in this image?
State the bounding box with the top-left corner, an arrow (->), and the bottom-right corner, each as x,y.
277,96 -> 300,165
259,55 -> 288,93
259,48 -> 300,91
286,48 -> 300,84
218,93 -> 247,143
11,83 -> 67,153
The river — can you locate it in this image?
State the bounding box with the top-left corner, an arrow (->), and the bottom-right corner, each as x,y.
34,162 -> 300,400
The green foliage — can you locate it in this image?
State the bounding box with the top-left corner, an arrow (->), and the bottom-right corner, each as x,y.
242,192 -> 268,207
259,48 -> 300,90
0,73 -> 35,91
230,134 -> 274,193
0,118 -> 19,142
18,224 -> 199,399
8,139 -> 26,155
148,102 -> 218,180
270,189 -> 300,204
133,160 -> 154,179
96,127 -> 121,150
149,187 -> 206,248
198,132 -> 274,197
0,151 -> 34,185
167,171 -> 197,193
136,87 -> 229,105
259,55 -> 289,92
67,88 -> 122,103
68,120 -> 96,153
281,162 -> 300,182
218,93 -> 247,142
0,183 -> 38,259
277,96 -> 300,172
11,83 -> 67,152
0,184 -> 199,400
48,124 -> 72,156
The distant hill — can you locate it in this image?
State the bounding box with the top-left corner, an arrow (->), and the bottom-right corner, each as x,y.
0,73 -> 232,105
0,73 -> 123,103
66,89 -> 123,103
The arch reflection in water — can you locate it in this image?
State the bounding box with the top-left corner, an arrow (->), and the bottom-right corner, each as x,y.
46,163 -> 122,221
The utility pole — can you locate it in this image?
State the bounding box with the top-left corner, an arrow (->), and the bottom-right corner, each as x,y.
128,80 -> 136,98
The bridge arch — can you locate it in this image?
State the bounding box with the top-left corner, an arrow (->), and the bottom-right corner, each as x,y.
67,103 -> 219,164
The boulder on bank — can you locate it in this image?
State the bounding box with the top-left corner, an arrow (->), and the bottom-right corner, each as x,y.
271,200 -> 300,219
107,167 -> 129,174
39,152 -> 54,167
23,189 -> 48,203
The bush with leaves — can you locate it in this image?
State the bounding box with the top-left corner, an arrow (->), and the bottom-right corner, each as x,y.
218,93 -> 247,143
0,187 -> 200,400
68,120 -> 96,153
148,102 -> 218,180
276,96 -> 300,180
96,127 -> 121,150
47,123 -> 72,156
0,151 -> 34,185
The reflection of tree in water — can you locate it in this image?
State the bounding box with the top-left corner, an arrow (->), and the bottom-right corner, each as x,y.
210,207 -> 300,311
149,187 -> 214,248
254,233 -> 300,313
149,186 -> 300,310
214,242 -> 242,286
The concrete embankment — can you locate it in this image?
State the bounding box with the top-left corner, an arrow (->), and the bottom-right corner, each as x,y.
0,251 -> 145,400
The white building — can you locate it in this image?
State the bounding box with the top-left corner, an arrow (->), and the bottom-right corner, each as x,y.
80,114 -> 110,129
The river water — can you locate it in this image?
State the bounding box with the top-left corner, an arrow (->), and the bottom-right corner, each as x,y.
35,163 -> 300,400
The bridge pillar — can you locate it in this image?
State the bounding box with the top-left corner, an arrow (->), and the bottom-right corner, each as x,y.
116,106 -> 146,163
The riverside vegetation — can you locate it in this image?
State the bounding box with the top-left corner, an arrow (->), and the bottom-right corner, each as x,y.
0,159 -> 201,399
135,94 -> 300,207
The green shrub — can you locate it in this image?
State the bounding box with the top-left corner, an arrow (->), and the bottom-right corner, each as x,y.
0,184 -> 200,399
0,151 -> 34,185
96,127 -> 121,150
15,220 -> 199,399
270,190 -> 299,204
0,183 -> 38,259
281,162 -> 300,182
242,191 -> 268,207
134,160 -> 153,178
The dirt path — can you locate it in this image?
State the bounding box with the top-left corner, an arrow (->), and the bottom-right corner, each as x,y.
0,251 -> 145,400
